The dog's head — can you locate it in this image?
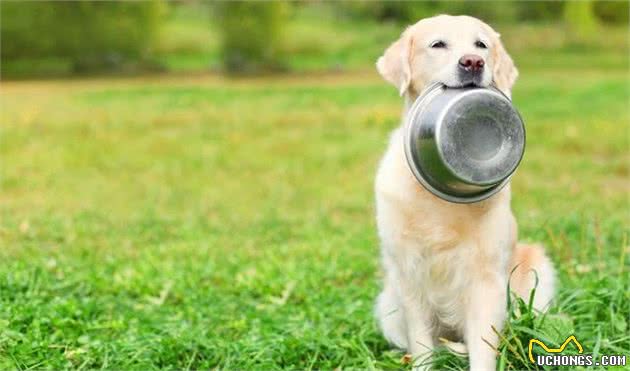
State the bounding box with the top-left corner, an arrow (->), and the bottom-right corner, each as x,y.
377,15 -> 517,99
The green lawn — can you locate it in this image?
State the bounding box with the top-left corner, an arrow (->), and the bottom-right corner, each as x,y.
1,53 -> 629,370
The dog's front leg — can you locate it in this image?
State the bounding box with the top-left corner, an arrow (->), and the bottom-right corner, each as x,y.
464,276 -> 506,371
400,288 -> 435,370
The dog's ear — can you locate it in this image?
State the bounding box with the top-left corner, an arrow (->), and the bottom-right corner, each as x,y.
490,33 -> 518,97
376,31 -> 414,96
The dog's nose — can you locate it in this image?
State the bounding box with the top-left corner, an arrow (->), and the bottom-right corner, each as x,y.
458,54 -> 485,73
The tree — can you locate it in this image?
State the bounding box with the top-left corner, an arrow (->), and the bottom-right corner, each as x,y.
214,1 -> 288,74
563,0 -> 599,45
1,1 -> 164,73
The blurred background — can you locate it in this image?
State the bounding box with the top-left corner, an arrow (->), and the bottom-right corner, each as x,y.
1,0 -> 628,77
1,1 -> 628,370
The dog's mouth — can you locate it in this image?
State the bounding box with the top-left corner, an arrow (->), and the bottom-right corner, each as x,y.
443,80 -> 490,90
453,71 -> 487,89
460,82 -> 479,88
442,80 -> 485,89
452,75 -> 486,89
428,75 -> 490,92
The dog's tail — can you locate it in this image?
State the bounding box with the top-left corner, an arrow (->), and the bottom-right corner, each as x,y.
509,243 -> 556,312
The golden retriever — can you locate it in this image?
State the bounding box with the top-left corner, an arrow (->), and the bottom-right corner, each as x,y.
374,15 -> 555,370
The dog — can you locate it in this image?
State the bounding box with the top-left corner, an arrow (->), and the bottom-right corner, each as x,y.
374,15 -> 556,370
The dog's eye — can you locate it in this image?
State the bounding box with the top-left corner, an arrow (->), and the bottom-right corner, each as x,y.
430,40 -> 447,49
475,40 -> 488,49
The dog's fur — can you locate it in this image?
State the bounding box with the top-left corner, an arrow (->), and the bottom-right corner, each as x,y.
374,15 -> 555,370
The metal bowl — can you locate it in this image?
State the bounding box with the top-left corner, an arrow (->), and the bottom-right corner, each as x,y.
404,83 -> 525,203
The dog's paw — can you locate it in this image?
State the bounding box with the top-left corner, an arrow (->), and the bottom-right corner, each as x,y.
439,337 -> 468,355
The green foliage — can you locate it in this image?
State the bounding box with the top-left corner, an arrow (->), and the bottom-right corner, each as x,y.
594,0 -> 630,24
337,1 -> 438,23
564,0 -> 599,44
338,0 -> 519,24
437,1 -> 518,24
1,1 -> 164,72
3,1 -> 628,78
140,3 -> 629,75
214,1 -> 289,74
516,1 -> 565,22
336,1 -> 630,25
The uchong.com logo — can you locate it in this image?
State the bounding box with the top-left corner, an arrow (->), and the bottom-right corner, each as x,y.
528,335 -> 627,367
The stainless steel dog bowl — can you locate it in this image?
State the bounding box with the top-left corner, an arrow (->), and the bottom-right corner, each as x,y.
404,83 -> 525,203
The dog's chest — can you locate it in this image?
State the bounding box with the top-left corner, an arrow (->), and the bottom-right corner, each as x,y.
420,243 -> 477,329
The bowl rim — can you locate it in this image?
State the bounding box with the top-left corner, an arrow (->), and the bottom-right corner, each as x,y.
403,82 -> 524,204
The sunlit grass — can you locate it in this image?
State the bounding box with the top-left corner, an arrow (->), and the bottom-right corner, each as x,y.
1,58 -> 628,369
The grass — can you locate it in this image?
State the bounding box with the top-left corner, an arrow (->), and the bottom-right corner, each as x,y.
1,3 -> 629,368
2,55 -> 629,369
